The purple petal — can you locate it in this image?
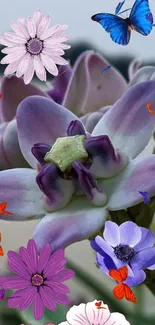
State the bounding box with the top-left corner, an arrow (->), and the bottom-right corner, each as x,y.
124,270 -> 146,287
0,168 -> 45,220
72,160 -> 107,206
3,277 -> 30,289
45,280 -> 70,294
33,293 -> 45,320
128,58 -> 142,81
27,239 -> 38,272
67,120 -> 86,136
96,253 -> 116,275
94,236 -> 114,255
2,120 -> 30,168
0,75 -> 49,122
40,286 -> 57,311
85,135 -> 129,179
50,269 -> 75,282
38,244 -> 52,273
44,249 -> 66,278
53,291 -> 70,305
0,289 -> 5,299
85,111 -> 104,133
33,197 -> 108,252
119,222 -> 141,247
104,221 -> 120,246
8,290 -> 22,308
129,66 -> 155,87
7,251 -> 31,278
32,143 -> 51,166
18,286 -> 37,311
55,64 -> 72,93
36,163 -> 75,211
47,89 -> 63,104
131,247 -> 155,269
19,241 -> 38,274
100,156 -> 155,210
17,96 -> 78,168
92,81 -> 155,159
134,227 -> 155,252
63,51 -> 127,115
91,239 -> 108,258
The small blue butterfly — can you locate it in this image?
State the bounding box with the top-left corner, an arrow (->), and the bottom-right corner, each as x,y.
138,191 -> 150,204
91,0 -> 153,45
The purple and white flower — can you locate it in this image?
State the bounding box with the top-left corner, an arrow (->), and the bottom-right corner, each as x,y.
91,221 -> 155,286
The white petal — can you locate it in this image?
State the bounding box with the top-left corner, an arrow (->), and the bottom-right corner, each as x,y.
10,21 -> 27,39
4,32 -> 26,44
1,49 -> 26,64
43,47 -> 64,56
16,53 -> 31,77
23,56 -> 34,84
0,36 -> 15,47
50,55 -> 68,65
1,45 -> 25,54
27,17 -> 36,38
86,301 -> 110,325
33,9 -> 42,28
17,17 -> 30,38
40,25 -> 60,40
40,53 -> 58,76
4,59 -> 22,75
34,55 -> 46,81
37,15 -> 51,38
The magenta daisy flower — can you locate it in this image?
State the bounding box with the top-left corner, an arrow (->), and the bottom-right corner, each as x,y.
0,9 -> 70,84
0,239 -> 74,320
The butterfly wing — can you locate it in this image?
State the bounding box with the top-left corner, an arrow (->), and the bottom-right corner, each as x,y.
124,284 -> 137,304
0,246 -> 4,256
115,1 -> 126,15
91,13 -> 131,45
129,0 -> 153,35
113,284 -> 125,300
0,202 -> 7,211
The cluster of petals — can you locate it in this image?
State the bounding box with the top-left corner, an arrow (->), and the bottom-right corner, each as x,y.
0,9 -> 70,84
0,239 -> 74,320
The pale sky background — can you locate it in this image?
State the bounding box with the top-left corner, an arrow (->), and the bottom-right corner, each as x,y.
0,0 -> 155,318
0,0 -> 155,60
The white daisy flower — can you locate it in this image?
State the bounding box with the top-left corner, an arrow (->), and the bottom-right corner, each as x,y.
0,9 -> 71,84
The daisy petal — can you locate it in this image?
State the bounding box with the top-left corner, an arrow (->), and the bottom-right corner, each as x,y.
7,251 -> 30,278
0,36 -> 15,46
33,197 -> 108,252
37,15 -> 51,38
33,9 -> 42,29
40,286 -> 56,311
1,46 -> 25,55
40,53 -> 58,76
44,249 -> 66,278
0,168 -> 45,221
100,156 -> 155,210
50,55 -> 68,65
50,269 -> 75,282
4,32 -> 26,44
1,50 -> 26,64
10,21 -> 27,39
23,56 -> 34,84
17,17 -> 30,38
38,244 -> 52,273
92,81 -> 155,159
33,293 -> 45,320
45,280 -> 70,294
3,277 -> 30,289
16,54 -> 31,78
4,59 -> 22,75
27,17 -> 36,38
18,286 -> 37,311
34,55 -> 46,81
54,291 -> 70,305
8,290 -> 22,308
40,25 -> 61,40
27,239 -> 38,271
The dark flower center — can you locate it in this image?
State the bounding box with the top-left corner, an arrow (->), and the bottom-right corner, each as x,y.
31,273 -> 44,286
114,244 -> 135,263
26,38 -> 43,55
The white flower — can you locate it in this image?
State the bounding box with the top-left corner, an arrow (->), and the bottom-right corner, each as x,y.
0,9 -> 70,84
59,300 -> 130,325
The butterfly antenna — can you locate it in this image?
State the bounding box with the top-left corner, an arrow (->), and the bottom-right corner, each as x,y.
118,8 -> 132,15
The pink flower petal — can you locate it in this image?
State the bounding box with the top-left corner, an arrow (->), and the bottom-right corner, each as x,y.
27,17 -> 36,38
33,293 -> 45,320
106,312 -> 130,325
1,45 -> 25,55
19,246 -> 36,274
0,75 -> 49,122
33,9 -> 42,29
40,286 -> 57,311
23,56 -> 34,84
0,168 -> 45,220
92,81 -> 155,159
50,55 -> 68,65
10,21 -> 27,39
63,51 -> 127,116
4,59 -> 24,76
38,244 -> 52,273
16,53 -> 33,78
53,291 -> 70,305
40,53 -> 58,76
27,239 -> 38,272
7,251 -> 31,278
0,36 -> 15,46
34,55 -> 46,81
40,24 -> 61,40
1,50 -> 26,64
8,290 -> 22,308
33,197 -> 108,252
50,269 -> 75,282
44,249 -> 66,278
86,300 -> 110,325
100,155 -> 155,210
45,280 -> 70,294
4,32 -> 26,44
37,15 -> 51,38
16,96 -> 78,168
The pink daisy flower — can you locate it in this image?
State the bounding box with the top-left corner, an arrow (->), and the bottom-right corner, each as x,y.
0,9 -> 70,84
0,239 -> 75,320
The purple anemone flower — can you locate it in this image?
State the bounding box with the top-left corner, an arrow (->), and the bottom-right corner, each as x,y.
0,80 -> 155,254
0,239 -> 74,320
91,221 -> 155,286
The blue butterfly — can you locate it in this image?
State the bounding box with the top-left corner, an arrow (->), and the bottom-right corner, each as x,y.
91,0 -> 153,45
